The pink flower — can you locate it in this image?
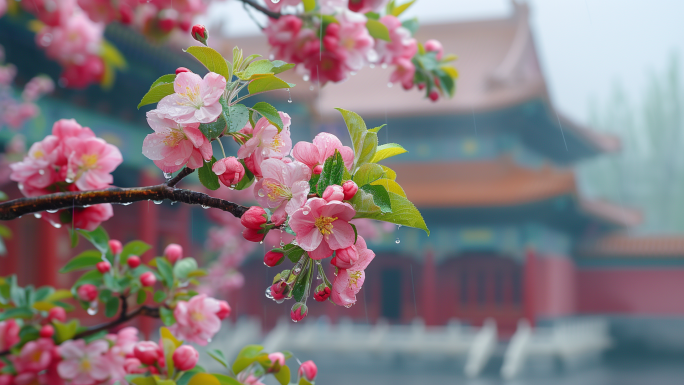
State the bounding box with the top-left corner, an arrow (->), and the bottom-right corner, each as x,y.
389,57 -> 416,90
9,136 -> 61,197
13,338 -> 54,374
237,113 -> 292,175
253,158 -> 311,226
265,0 -> 301,12
342,180 -> 358,200
72,204 -> 114,231
216,300 -> 231,320
57,339 -> 111,385
298,360 -> 317,381
156,72 -> 226,124
213,157 -> 245,187
164,243 -> 183,263
264,250 -> 284,267
0,320 -> 20,352
314,285 -> 332,302
77,284 -> 98,302
64,137 -> 122,191
59,55 -> 105,89
237,372 -> 266,385
111,327 -> 138,356
289,198 -> 356,260
37,10 -> 104,65
139,272 -> 156,287
322,184 -> 344,202
331,235 -> 375,307
142,110 -> 213,173
348,0 -> 388,12
268,352 -> 285,369
47,307 -> 67,323
290,303 -> 308,322
133,341 -> 160,366
170,294 -> 221,346
241,206 -> 268,230
424,39 -> 444,60
324,11 -> 375,72
172,345 -> 199,371
375,15 -> 417,65
331,244 -> 358,269
21,0 -> 75,27
264,15 -> 305,63
293,133 -> 354,172
52,119 -> 96,141
124,358 -> 146,374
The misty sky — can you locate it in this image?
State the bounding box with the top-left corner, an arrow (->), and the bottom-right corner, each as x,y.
201,0 -> 684,127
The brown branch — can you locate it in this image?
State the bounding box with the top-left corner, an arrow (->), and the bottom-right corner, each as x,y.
237,0 -> 281,19
0,183 -> 249,221
166,167 -> 195,187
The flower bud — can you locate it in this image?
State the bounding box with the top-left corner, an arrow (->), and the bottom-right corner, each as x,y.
342,180 -> 358,200
331,245 -> 358,269
313,284 -> 331,302
322,184 -> 344,202
270,281 -> 288,301
424,39 -> 444,60
213,157 -> 245,187
313,165 -> 323,175
429,90 -> 439,102
109,239 -> 122,255
298,360 -> 317,381
157,8 -> 177,33
133,341 -> 160,366
127,255 -> 141,269
418,82 -> 426,90
216,300 -> 231,320
77,284 -> 98,302
39,325 -> 54,338
96,261 -> 111,274
268,352 -> 285,372
47,307 -> 67,323
172,345 -> 199,371
0,374 -> 13,385
290,302 -> 308,322
163,243 -> 183,263
175,67 -> 191,75
124,358 -> 146,374
264,250 -> 284,267
140,272 -> 157,287
243,228 -> 266,243
241,206 -> 267,230
191,24 -> 208,45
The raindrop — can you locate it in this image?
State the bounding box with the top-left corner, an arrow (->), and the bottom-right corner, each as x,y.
269,54 -> 275,60
170,201 -> 175,205
271,0 -> 280,3
395,238 -> 401,244
397,225 -> 402,228
259,241 -> 264,244
350,71 -> 357,76
287,89 -> 292,103
153,200 -> 163,205
52,222 -> 62,229
207,338 -> 212,343
122,202 -> 132,206
38,169 -> 45,175
163,172 -> 172,180
17,183 -> 23,190
381,63 -> 388,69
280,240 -> 285,247
82,205 -> 91,208
387,82 -> 393,88
34,213 -> 42,219
276,298 -> 285,304
265,287 -> 273,299
65,177 -> 74,183
309,85 -> 314,91
46,209 -> 58,213
303,74 -> 310,81
293,267 -> 301,275
40,33 -> 53,47
344,304 -> 353,308
292,319 -> 298,323
302,206 -> 310,215
370,63 -> 376,69
87,301 -> 98,315
201,205 -> 210,209
258,189 -> 265,197
317,272 -> 322,280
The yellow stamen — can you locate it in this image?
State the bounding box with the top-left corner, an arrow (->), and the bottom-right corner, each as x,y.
348,271 -> 362,288
163,128 -> 187,147
176,84 -> 203,109
191,311 -> 205,322
81,154 -> 98,169
80,359 -> 92,372
33,150 -> 44,159
263,180 -> 291,201
315,216 -> 337,235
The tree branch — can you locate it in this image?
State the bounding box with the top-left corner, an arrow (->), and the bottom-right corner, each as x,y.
166,167 -> 195,188
0,183 -> 249,221
237,0 -> 281,19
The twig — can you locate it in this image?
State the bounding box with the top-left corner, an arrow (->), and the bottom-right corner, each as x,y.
166,167 -> 195,188
237,0 -> 281,19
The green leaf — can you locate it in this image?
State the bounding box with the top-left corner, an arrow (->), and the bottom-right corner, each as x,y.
371,178 -> 406,197
284,245 -> 306,263
251,102 -> 284,131
372,143 -> 407,163
348,187 -> 382,216
365,11 -> 380,20
103,273 -> 121,292
34,286 -> 54,302
185,46 -> 231,80
120,241 -> 151,265
32,301 -> 56,311
160,306 -> 176,326
154,257 -> 175,288
128,377 -> 157,385
136,290 -> 147,305
187,373 -> 221,385
303,0 -> 316,12
104,297 -> 119,318
270,60 -> 295,74
355,131 -> 378,168
74,270 -> 103,286
199,103 -> 228,140
353,163 -> 385,186
316,150 -> 345,196
207,349 -> 230,370
234,159 -> 255,190
368,124 -> 386,133
350,223 -> 358,243
18,324 -> 40,347
232,345 -> 264,374
355,192 -> 429,235
359,184 -> 391,213
59,250 -> 102,273
69,226 -> 79,248
198,157 -> 220,191
151,74 -> 176,88
291,266 -> 310,302
366,19 -> 391,41
137,83 -> 175,109
274,365 -> 291,385
0,191 -> 8,201
336,108 -> 367,155
211,374 -> 242,385
173,258 -> 199,280
402,17 -> 419,36
238,59 -> 274,80
153,290 -> 167,303
77,227 -> 111,257
44,289 -> 72,302
0,307 -> 34,321
248,76 -> 294,96
53,319 -> 79,343
435,67 -> 456,98
308,173 -> 320,192
228,104 -> 249,133
391,0 -> 415,16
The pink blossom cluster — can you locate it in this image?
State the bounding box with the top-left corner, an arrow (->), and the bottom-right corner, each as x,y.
9,119 -> 123,231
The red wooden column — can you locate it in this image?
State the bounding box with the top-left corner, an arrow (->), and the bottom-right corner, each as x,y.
1,219 -> 20,277
420,249 -> 437,325
36,219 -> 60,287
523,247 -> 537,327
138,169 -> 161,338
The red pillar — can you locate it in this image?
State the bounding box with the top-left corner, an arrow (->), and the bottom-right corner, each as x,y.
1,219 -> 20,277
523,247 -> 537,327
421,249 -> 437,325
36,219 -> 60,287
139,169 -> 160,338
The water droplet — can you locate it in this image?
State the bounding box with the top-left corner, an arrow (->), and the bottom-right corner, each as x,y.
82,205 -> 90,208
87,301 -> 98,315
280,241 -> 285,247
287,89 -> 292,103
40,33 -> 53,47
397,225 -> 402,228
293,267 -> 301,275
395,238 -> 400,244
271,0 -> 280,3
38,169 -> 45,175
269,54 -> 275,60
34,213 -> 42,219
381,63 -> 388,69
46,209 -> 58,213
370,63 -> 376,68
65,177 -> 74,183
201,205 -> 210,209
344,304 -> 353,308
163,172 -> 172,180
259,241 -> 264,244
153,200 -> 163,205
52,222 -> 62,229
317,272 -> 322,280
122,202 -> 132,206
309,85 -> 314,91
258,189 -> 265,197
291,240 -> 298,246
17,183 -> 23,190
207,338 -> 212,343
302,206 -> 311,215
276,298 -> 285,304
387,82 -> 394,88
350,71 -> 357,76
303,74 -> 310,82
265,287 -> 273,299
292,319 -> 298,323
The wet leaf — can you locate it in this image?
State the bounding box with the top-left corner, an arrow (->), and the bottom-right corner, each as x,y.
198,157 -> 220,191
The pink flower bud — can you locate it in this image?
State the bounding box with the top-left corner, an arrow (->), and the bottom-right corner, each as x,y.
424,39 -> 444,60
77,284 -> 98,302
290,303 -> 308,322
298,360 -> 317,381
418,82 -> 426,90
243,228 -> 266,243
47,307 -> 67,323
429,90 -> 439,102
268,352 -> 285,372
175,67 -> 191,75
322,184 -> 344,202
270,281 -> 288,301
264,251 -> 284,267
342,180 -> 358,200
213,157 -> 245,187
39,325 -> 54,338
124,358 -> 146,374
191,24 -> 208,45
163,244 -> 183,263
314,284 -> 331,302
133,341 -> 160,366
0,374 -> 13,385
96,261 -> 111,274
157,9 -> 177,33
172,345 -> 199,372
109,240 -> 123,255
216,300 -> 231,320
331,245 -> 358,269
241,206 -> 267,230
140,272 -> 156,287
313,165 -> 323,175
127,255 -> 141,268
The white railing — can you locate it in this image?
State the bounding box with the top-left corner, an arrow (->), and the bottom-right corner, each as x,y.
464,318 -> 498,378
